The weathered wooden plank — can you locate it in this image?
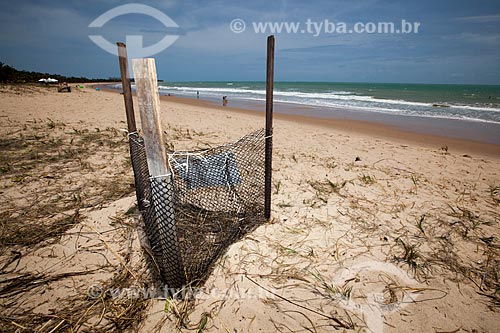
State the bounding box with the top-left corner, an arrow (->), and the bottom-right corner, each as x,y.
132,58 -> 185,288
132,58 -> 169,178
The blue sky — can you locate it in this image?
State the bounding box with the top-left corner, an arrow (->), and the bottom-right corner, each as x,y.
1,0 -> 500,84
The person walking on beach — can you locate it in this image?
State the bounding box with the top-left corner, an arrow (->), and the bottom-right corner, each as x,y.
222,95 -> 228,107
197,91 -> 199,99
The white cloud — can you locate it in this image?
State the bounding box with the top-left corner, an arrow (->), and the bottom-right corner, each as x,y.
455,14 -> 500,23
446,32 -> 500,46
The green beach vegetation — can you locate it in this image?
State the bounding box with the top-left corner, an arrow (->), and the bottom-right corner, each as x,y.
0,62 -> 119,83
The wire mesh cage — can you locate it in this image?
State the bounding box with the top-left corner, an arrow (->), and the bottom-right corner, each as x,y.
129,130 -> 267,289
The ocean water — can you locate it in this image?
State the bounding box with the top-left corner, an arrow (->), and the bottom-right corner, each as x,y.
151,82 -> 500,124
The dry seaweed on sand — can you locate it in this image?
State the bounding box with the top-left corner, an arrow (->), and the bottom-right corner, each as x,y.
0,206 -> 158,332
0,117 -> 158,331
0,258 -> 153,332
0,119 -> 134,251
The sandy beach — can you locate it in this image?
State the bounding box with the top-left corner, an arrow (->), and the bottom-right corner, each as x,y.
1,84 -> 499,332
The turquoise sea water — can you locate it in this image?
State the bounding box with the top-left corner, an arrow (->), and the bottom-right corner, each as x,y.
149,82 -> 500,124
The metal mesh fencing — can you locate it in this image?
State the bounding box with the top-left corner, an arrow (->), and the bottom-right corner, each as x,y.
129,130 -> 267,289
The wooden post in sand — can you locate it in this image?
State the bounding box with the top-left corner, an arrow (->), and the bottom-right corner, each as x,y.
116,42 -> 137,133
264,35 -> 275,220
132,58 -> 168,177
117,42 -> 145,212
132,58 -> 185,288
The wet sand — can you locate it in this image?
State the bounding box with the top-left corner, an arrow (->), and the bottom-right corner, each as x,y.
155,92 -> 500,157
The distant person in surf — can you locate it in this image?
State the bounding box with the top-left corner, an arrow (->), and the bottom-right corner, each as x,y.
222,96 -> 228,106
197,91 -> 199,99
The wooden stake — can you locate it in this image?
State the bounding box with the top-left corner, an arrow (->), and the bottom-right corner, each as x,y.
116,42 -> 137,133
132,58 -> 169,177
132,58 -> 185,288
117,42 -> 143,212
264,35 -> 275,220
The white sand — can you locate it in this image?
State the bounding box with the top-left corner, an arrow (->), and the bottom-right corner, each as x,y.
1,84 -> 499,332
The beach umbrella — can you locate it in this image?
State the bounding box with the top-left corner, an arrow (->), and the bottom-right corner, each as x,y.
46,78 -> 58,83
